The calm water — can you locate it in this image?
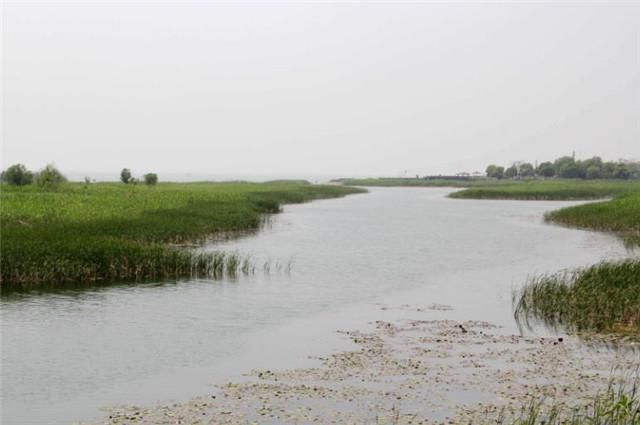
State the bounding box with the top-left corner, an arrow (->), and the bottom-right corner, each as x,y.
1,188 -> 632,425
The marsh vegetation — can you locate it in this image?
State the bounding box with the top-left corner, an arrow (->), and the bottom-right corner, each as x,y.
514,259 -> 640,335
0,181 -> 364,290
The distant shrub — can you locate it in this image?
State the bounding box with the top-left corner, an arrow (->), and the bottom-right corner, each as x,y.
1,164 -> 34,186
120,168 -> 132,184
34,164 -> 67,188
143,173 -> 158,186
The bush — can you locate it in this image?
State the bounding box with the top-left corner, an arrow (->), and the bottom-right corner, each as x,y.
143,173 -> 158,186
120,168 -> 132,184
1,164 -> 34,186
34,164 -> 67,188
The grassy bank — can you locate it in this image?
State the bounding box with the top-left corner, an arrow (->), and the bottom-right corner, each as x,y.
514,259 -> 640,335
335,177 -> 488,187
0,181 -> 364,290
450,180 -> 640,200
546,193 -> 640,246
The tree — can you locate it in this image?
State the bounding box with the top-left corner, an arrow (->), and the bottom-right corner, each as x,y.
1,163 -> 33,186
486,164 -> 498,178
537,162 -> 555,178
35,164 -> 67,188
601,162 -> 616,179
143,173 -> 158,186
613,164 -> 630,179
120,168 -> 132,184
504,165 -> 518,179
585,166 -> 601,180
494,166 -> 505,179
557,162 -> 580,178
519,163 -> 535,177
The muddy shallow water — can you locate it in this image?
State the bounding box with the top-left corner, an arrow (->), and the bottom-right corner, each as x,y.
1,188 -> 634,424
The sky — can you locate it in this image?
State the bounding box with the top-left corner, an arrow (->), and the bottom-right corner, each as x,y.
2,1 -> 639,180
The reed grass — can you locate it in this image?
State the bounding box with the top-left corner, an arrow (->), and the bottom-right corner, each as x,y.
0,181 -> 364,291
546,193 -> 640,246
488,378 -> 640,424
514,259 -> 640,335
450,180 -> 640,200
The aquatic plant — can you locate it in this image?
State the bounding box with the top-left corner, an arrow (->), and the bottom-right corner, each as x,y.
488,378 -> 640,424
546,192 -> 640,246
514,259 -> 640,335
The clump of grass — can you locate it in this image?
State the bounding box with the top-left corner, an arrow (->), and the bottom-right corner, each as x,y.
514,259 -> 640,335
487,379 -> 640,424
0,181 -> 364,291
546,193 -> 640,246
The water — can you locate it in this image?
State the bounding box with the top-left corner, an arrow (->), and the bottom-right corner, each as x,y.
1,188 -> 632,425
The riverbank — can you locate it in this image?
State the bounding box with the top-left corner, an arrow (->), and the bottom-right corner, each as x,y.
0,181 -> 364,290
337,178 -> 640,200
449,180 -> 640,200
82,309 -> 639,425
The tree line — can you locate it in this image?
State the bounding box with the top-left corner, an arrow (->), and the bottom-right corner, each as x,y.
485,156 -> 640,180
1,163 -> 159,187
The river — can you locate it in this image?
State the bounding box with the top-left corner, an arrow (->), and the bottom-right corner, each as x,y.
0,187 -> 632,424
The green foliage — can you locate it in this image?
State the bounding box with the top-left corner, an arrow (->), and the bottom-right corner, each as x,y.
514,259 -> 640,335
546,192 -> 640,246
519,162 -> 535,177
537,162 -> 556,177
505,165 -> 518,179
120,168 -> 132,184
34,163 -> 67,188
0,182 -> 364,290
143,173 -> 158,186
1,163 -> 34,186
483,156 -> 638,181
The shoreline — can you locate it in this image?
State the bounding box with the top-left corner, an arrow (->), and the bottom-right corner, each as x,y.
80,307 -> 639,425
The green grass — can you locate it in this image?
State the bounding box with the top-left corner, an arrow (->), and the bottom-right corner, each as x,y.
335,177 -> 486,187
546,193 -> 640,246
487,379 -> 640,425
450,180 -> 640,200
0,181 -> 364,290
514,259 -> 640,335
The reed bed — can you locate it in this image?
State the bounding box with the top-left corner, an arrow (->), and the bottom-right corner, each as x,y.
514,259 -> 640,335
450,180 -> 640,200
0,181 -> 364,291
546,193 -> 640,246
488,379 -> 640,425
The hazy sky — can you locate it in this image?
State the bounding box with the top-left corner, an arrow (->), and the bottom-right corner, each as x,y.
2,1 -> 639,179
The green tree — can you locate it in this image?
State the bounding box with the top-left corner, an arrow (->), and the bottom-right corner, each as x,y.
613,164 -> 630,179
601,162 -> 616,179
519,163 -> 535,177
537,162 -> 555,178
143,173 -> 158,186
495,166 -> 505,179
504,165 -> 518,179
485,164 -> 498,178
35,164 -> 67,188
120,168 -> 132,184
1,164 -> 33,186
585,165 -> 601,180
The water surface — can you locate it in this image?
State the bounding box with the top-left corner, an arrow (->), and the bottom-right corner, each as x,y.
1,188 -> 631,424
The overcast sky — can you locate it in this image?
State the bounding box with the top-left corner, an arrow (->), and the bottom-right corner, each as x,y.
2,1 -> 639,179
